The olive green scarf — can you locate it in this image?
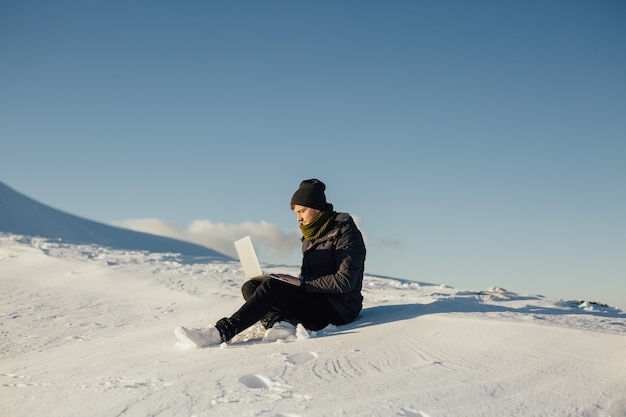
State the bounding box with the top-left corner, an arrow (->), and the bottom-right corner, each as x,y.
300,205 -> 336,241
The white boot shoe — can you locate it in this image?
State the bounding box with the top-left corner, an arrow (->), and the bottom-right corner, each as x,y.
263,321 -> 297,342
175,325 -> 223,347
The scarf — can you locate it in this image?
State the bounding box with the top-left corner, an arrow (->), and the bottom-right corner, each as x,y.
300,205 -> 336,241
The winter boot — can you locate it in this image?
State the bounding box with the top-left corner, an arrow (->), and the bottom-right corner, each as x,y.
175,325 -> 223,347
263,321 -> 297,342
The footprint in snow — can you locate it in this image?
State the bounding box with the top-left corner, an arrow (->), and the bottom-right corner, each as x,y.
286,351 -> 317,365
239,374 -> 273,389
238,374 -> 293,392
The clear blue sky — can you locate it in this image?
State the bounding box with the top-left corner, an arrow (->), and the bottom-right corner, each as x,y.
2,1 -> 625,308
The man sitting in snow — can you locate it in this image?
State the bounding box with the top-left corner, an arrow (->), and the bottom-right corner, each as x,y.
175,179 -> 367,346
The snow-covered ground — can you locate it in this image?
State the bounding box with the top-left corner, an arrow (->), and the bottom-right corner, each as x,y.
2,233 -> 625,417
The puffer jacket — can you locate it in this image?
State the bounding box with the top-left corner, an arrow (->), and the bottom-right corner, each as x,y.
300,212 -> 366,324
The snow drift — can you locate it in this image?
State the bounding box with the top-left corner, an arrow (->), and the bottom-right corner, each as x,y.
0,181 -> 231,260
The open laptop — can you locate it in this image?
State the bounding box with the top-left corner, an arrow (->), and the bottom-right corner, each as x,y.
234,236 -> 297,284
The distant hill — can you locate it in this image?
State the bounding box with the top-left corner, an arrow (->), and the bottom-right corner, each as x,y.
0,181 -> 232,260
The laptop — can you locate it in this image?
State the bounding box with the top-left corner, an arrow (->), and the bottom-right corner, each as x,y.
234,236 -> 297,285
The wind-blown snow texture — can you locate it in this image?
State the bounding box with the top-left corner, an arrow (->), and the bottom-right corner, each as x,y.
1,233 -> 625,417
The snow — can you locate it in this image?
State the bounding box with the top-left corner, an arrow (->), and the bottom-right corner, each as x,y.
2,233 -> 625,417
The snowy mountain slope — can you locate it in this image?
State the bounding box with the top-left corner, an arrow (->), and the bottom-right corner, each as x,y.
1,234 -> 625,417
0,182 -> 231,259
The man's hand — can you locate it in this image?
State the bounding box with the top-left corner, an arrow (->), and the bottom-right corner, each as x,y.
270,273 -> 301,286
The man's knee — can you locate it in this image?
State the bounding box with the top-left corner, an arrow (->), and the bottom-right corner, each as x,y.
241,276 -> 269,300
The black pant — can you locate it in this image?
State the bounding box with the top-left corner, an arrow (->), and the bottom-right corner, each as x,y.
229,276 -> 343,333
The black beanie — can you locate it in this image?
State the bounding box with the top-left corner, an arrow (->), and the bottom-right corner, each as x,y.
290,179 -> 328,210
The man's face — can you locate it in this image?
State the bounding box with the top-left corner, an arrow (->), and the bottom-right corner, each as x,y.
293,205 -> 321,226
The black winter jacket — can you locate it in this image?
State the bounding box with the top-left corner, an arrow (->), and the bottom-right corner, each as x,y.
300,212 -> 366,323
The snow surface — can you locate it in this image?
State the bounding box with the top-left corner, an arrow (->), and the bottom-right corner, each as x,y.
2,233 -> 625,417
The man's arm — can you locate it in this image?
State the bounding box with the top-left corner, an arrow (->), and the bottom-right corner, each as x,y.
302,222 -> 366,294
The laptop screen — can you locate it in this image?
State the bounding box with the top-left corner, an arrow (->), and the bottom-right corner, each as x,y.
234,236 -> 264,279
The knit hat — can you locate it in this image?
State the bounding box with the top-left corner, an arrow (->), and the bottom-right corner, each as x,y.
290,179 -> 328,210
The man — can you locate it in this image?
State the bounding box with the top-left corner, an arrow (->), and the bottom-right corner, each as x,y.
175,179 -> 366,346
